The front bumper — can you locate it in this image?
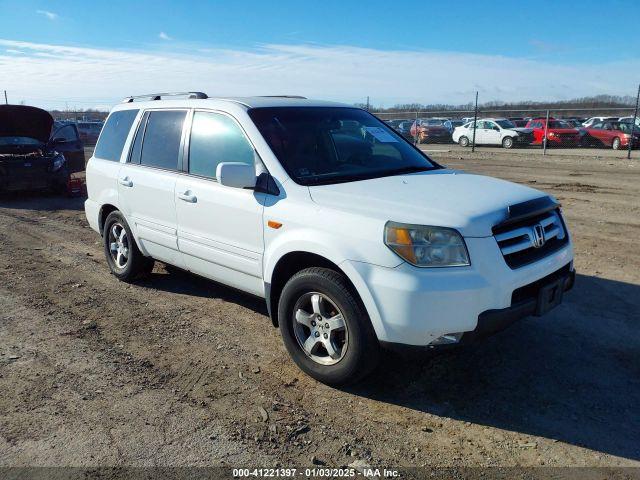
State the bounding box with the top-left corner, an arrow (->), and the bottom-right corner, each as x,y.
343,236 -> 574,347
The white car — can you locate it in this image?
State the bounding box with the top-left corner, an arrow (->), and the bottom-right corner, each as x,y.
618,116 -> 640,127
85,93 -> 574,385
452,118 -> 534,148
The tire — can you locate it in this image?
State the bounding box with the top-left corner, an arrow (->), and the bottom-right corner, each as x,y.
458,136 -> 470,147
103,211 -> 155,282
612,137 -> 621,150
502,137 -> 514,149
278,267 -> 380,386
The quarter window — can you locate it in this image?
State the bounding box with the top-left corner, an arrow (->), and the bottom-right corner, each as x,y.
139,110 -> 187,170
94,109 -> 139,162
188,111 -> 255,179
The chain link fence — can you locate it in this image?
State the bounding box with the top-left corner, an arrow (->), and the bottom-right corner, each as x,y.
374,105 -> 640,159
46,103 -> 640,158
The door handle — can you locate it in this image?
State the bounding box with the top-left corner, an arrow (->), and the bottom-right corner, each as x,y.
177,191 -> 197,203
118,177 -> 133,187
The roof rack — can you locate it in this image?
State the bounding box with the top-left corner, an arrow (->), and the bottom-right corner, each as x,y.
257,95 -> 307,99
122,92 -> 208,103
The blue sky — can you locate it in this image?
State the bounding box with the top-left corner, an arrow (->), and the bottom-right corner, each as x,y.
0,0 -> 638,109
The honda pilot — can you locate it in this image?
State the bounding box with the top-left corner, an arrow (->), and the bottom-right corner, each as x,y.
85,93 -> 574,385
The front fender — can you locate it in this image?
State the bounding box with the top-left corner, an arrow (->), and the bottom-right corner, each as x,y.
263,229 -> 390,341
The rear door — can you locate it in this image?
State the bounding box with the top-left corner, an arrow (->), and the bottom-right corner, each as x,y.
117,109 -> 188,267
51,123 -> 86,173
175,110 -> 266,296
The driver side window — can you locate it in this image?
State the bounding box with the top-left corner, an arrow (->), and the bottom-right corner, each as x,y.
53,124 -> 79,142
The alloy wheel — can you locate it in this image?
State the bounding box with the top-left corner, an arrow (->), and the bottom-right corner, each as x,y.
108,222 -> 129,269
292,292 -> 348,366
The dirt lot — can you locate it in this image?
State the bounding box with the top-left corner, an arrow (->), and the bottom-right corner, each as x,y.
1,148 -> 639,470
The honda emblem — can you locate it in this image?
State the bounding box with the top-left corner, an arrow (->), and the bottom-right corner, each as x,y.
531,224 -> 546,248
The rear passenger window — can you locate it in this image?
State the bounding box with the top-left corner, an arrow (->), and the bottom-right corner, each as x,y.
94,109 -> 139,161
140,110 -> 187,170
188,111 -> 255,179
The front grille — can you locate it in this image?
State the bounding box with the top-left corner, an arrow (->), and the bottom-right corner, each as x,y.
493,208 -> 568,269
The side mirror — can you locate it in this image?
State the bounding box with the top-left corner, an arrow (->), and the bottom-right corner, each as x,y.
493,126 -> 500,131
216,162 -> 256,189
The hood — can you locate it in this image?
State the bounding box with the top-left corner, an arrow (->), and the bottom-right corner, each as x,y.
0,105 -> 54,144
512,127 -> 533,134
547,128 -> 579,134
308,170 -> 550,237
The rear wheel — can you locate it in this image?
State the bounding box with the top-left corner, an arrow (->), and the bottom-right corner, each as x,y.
612,137 -> 621,150
103,211 -> 154,282
502,137 -> 514,149
278,267 -> 380,386
458,136 -> 470,147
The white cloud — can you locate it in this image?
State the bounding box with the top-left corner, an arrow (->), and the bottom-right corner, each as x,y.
0,38 -> 638,110
36,10 -> 58,20
158,32 -> 172,41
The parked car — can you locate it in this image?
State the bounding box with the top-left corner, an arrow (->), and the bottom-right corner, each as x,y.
509,119 -> 529,128
0,105 -> 85,192
582,116 -> 618,128
396,121 -> 415,141
452,118 -> 534,148
410,118 -> 451,143
76,121 -> 104,145
525,118 -> 581,146
619,116 -> 640,127
85,93 -> 574,385
444,119 -> 464,134
584,120 -> 640,149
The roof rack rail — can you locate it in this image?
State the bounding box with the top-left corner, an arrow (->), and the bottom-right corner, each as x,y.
257,95 -> 307,99
122,92 -> 208,103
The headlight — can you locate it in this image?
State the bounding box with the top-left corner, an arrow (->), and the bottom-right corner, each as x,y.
51,155 -> 65,172
384,222 -> 470,267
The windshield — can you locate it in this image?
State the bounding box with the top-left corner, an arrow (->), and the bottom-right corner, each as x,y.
422,119 -> 444,126
495,120 -> 516,129
249,107 -> 438,186
0,136 -> 43,146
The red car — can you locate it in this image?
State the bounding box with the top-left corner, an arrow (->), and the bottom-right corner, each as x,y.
409,118 -> 451,144
525,118 -> 581,146
585,120 -> 640,150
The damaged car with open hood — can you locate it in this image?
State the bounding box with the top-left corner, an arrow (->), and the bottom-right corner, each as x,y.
0,105 -> 85,192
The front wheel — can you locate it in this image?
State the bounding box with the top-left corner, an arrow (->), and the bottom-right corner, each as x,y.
278,267 -> 380,386
458,136 -> 470,147
502,136 -> 514,149
103,211 -> 155,282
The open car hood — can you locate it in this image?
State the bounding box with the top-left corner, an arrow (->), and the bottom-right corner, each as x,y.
0,105 -> 54,144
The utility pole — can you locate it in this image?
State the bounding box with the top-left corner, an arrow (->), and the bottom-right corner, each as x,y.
366,96 -> 370,112
471,91 -> 478,153
3,90 -> 7,105
628,83 -> 640,160
543,109 -> 550,156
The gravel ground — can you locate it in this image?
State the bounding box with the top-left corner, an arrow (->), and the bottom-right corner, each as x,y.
0,148 -> 639,470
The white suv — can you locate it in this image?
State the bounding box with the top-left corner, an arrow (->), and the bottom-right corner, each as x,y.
85,93 -> 574,385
